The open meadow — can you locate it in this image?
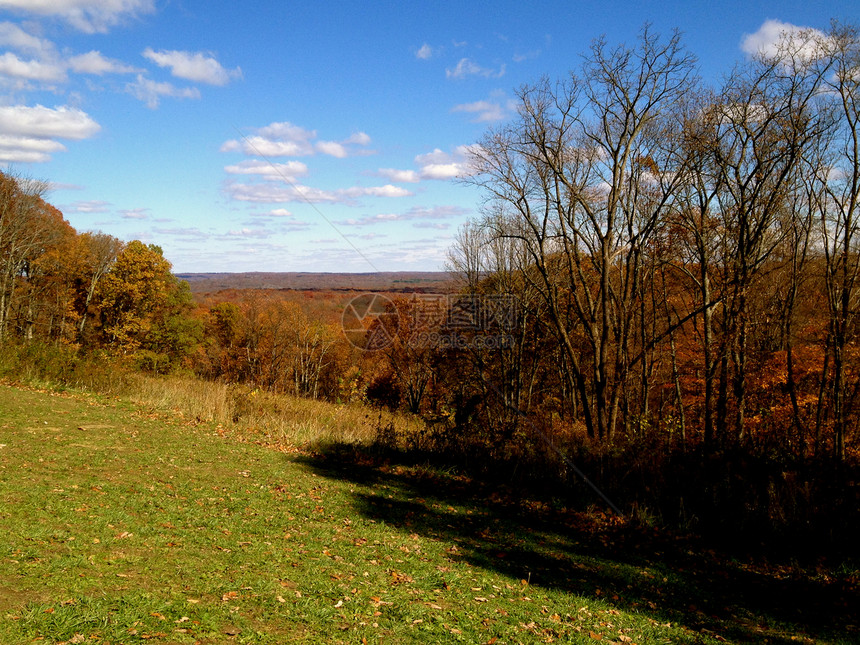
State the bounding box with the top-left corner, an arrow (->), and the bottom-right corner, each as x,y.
0,381 -> 856,644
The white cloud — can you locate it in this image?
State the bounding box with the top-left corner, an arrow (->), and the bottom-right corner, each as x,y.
378,168 -> 420,183
345,131 -> 371,145
224,181 -> 411,205
451,97 -> 516,122
221,135 -> 313,157
68,50 -> 137,75
280,221 -> 313,232
224,159 -> 308,181
222,121 -> 371,158
416,145 -> 480,180
47,181 -> 83,191
225,227 -> 272,239
0,22 -> 54,56
0,134 -> 64,154
414,148 -> 453,166
221,122 -> 317,157
375,238 -> 452,266
153,226 -> 209,239
420,163 -> 462,180
377,147 -> 477,185
513,49 -> 541,63
416,43 -> 433,60
0,150 -> 47,163
0,52 -> 66,82
0,104 -> 100,140
257,121 -> 316,140
0,132 -> 68,162
68,199 -> 110,213
267,208 -> 293,217
0,0 -> 156,34
340,205 -> 465,227
120,207 -> 149,219
360,185 -> 411,198
142,48 -> 241,86
316,140 -> 347,158
446,57 -> 505,79
740,19 -> 825,61
127,74 -> 200,108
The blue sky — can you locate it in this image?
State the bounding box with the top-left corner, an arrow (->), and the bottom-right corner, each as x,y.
0,0 -> 857,273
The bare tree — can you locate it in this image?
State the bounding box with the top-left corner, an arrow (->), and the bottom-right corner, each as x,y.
467,27 -> 697,439
812,23 -> 860,462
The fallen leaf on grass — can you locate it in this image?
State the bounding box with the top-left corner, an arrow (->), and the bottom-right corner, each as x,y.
389,570 -> 413,585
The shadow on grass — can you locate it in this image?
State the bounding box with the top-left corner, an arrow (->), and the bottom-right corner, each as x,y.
294,446 -> 859,645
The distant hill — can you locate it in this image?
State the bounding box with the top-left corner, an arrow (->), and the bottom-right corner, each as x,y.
176,271 -> 454,294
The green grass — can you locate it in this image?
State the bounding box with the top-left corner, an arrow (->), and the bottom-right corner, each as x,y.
0,382 -> 856,644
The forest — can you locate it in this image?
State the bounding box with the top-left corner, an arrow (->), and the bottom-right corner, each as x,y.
1,23 -> 859,555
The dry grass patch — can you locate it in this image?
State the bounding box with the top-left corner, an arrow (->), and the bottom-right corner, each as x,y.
124,372 -> 423,450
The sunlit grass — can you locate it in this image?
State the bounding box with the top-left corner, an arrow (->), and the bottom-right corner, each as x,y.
0,383 -> 853,644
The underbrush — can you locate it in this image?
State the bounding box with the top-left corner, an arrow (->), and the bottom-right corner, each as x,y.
0,341 -> 128,393
360,410 -> 860,564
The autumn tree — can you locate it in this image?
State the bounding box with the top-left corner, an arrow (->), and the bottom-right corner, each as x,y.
381,296 -> 445,414
74,232 -> 123,340
0,172 -> 71,341
96,240 -> 200,369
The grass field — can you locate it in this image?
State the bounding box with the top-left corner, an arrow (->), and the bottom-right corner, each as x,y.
0,381 -> 856,644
